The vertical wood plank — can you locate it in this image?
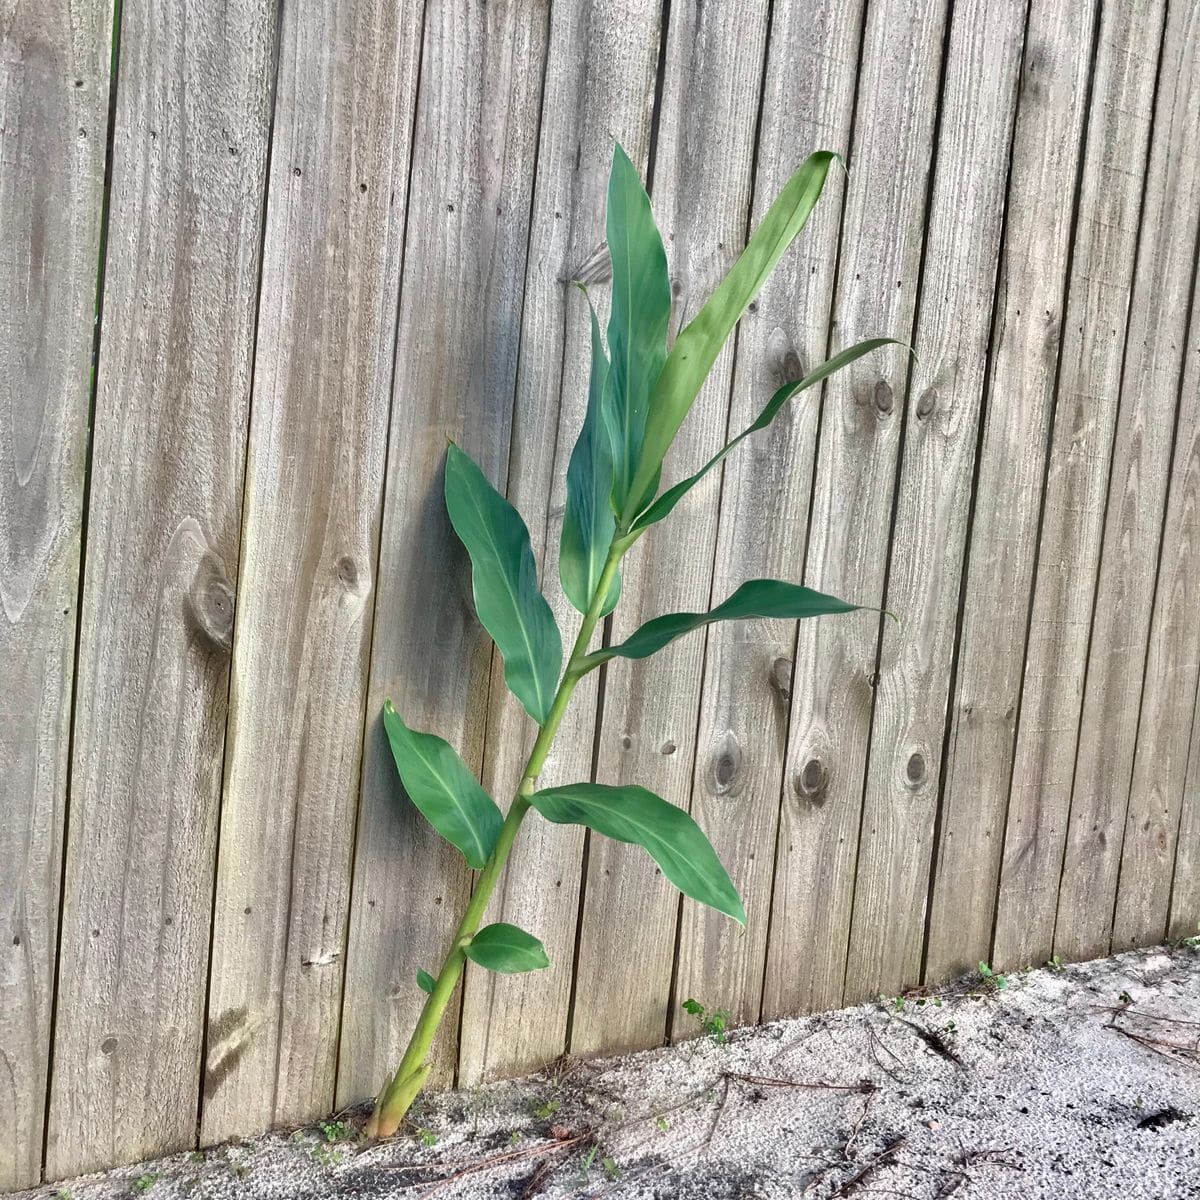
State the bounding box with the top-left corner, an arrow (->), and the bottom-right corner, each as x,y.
1054,1 -> 1200,962
0,0 -> 112,1187
671,0 -> 865,1034
992,0 -> 1166,972
336,0 -> 549,1107
1168,675 -> 1200,941
200,0 -> 424,1143
45,0 -> 277,1178
457,0 -> 663,1086
1114,259 -> 1200,950
765,0 -> 950,1016
925,0 -> 1099,983
567,0 -> 772,1057
844,0 -> 1027,1002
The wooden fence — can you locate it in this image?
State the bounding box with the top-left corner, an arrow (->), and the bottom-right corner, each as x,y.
3,0 -> 1199,1187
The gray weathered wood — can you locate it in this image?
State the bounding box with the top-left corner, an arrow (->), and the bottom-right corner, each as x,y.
457,0 -> 663,1086
1114,254 -> 1200,950
844,0 -> 1026,1002
568,0 -> 772,1058
925,0 -> 1100,983
336,0 -> 550,1108
1056,0 -> 1200,962
992,0 -> 1165,972
672,0 -> 865,1035
768,0 -> 950,1014
1168,675 -> 1200,941
45,0 -> 277,1178
200,0 -> 424,1143
0,0 -> 112,1187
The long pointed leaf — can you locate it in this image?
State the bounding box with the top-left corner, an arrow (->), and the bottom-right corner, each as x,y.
633,338 -> 901,531
581,579 -> 864,670
605,144 -> 672,511
530,782 -> 745,924
382,701 -> 503,869
464,923 -> 550,973
560,287 -> 621,615
624,151 -> 840,520
444,443 -> 562,724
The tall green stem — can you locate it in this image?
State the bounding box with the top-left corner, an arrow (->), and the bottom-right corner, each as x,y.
367,534 -> 632,1138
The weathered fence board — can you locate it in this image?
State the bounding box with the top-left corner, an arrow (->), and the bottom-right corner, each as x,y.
44,0 -> 278,1178
925,0 -> 1100,983
844,0 -> 1026,1002
336,0 -> 550,1107
1056,0 -> 1200,963
993,0 -> 1165,971
458,0 -> 664,1087
7,0 -> 1199,1185
0,0 -> 112,1188
200,0 -> 424,1143
777,0 -> 950,1011
676,0 -> 866,1033
568,0 -> 772,1057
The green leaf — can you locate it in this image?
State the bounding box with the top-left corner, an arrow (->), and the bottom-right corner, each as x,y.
463,923 -> 550,974
416,969 -> 435,994
632,338 -> 901,531
382,700 -> 503,869
624,151 -> 840,521
560,286 -> 621,616
530,782 -> 745,924
444,442 -> 562,723
581,579 -> 864,670
604,144 -> 672,512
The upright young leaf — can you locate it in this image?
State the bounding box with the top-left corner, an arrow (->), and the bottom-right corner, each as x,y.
624,151 -> 840,520
444,443 -> 562,723
580,579 -> 866,670
560,287 -> 621,615
632,339 -> 902,531
529,783 -> 746,924
604,144 -> 672,511
382,701 -> 503,869
463,923 -> 550,974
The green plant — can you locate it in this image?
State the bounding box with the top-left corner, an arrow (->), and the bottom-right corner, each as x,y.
317,1118 -> 350,1143
365,144 -> 895,1138
682,997 -> 731,1043
1046,953 -> 1063,972
531,1097 -> 561,1120
978,962 -> 1007,991
132,1175 -> 158,1194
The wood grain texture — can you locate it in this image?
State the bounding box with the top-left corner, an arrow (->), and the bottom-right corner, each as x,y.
1115,256 -> 1200,950
44,0 -> 277,1178
992,0 -> 1165,972
200,0 -> 424,1143
457,0 -> 663,1087
567,0 -> 772,1058
768,0 -> 949,1014
1055,0 -> 1200,962
336,0 -> 549,1108
925,0 -> 1100,983
1168,673 -> 1200,941
672,0 -> 865,1035
0,0 -> 112,1187
844,0 -> 1026,1002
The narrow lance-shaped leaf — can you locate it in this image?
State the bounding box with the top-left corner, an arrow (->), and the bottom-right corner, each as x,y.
529,783 -> 746,925
416,969 -> 436,995
560,286 -> 621,615
444,442 -> 562,723
604,143 -> 672,512
632,338 -> 903,531
382,701 -> 503,870
623,151 -> 840,521
463,923 -> 550,974
579,579 -> 867,670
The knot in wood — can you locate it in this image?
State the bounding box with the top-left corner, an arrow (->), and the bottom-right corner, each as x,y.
335,554 -> 360,590
769,656 -> 793,702
905,751 -> 927,788
186,554 -> 235,653
796,757 -> 827,804
873,380 -> 894,415
915,387 -> 938,419
707,731 -> 745,797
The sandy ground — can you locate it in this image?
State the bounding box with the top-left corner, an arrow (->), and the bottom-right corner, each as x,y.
25,945 -> 1200,1200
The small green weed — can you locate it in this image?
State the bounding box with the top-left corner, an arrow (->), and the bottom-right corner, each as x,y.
308,1145 -> 343,1167
978,962 -> 1007,991
682,998 -> 730,1043
1046,953 -> 1063,972
416,1127 -> 438,1148
655,1114 -> 669,1132
132,1175 -> 159,1194
531,1096 -> 561,1120
318,1118 -> 350,1143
